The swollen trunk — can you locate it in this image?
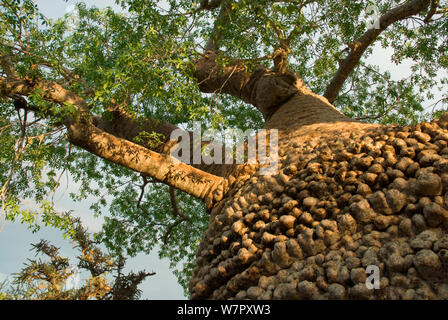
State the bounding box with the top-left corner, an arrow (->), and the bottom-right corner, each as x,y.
189,92 -> 448,300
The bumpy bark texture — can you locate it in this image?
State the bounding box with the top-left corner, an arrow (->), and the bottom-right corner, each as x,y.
189,110 -> 448,300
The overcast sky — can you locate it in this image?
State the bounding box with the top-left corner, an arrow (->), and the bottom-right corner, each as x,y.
0,0 -> 186,300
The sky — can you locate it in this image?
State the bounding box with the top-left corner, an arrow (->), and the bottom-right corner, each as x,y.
0,0 -> 186,300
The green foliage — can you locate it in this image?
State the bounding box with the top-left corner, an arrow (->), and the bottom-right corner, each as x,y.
0,0 -> 447,294
133,131 -> 165,149
0,217 -> 153,300
96,182 -> 208,295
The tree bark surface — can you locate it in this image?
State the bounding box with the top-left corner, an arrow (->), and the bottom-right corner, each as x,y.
189,91 -> 448,300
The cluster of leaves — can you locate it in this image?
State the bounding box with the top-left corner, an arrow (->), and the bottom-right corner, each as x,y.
141,0 -> 447,125
0,216 -> 153,300
95,181 -> 208,295
336,0 -> 448,125
0,103 -> 74,234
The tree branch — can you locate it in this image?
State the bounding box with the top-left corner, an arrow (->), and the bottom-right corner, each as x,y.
136,175 -> 151,209
323,0 -> 432,103
424,0 -> 439,23
286,0 -> 318,42
91,106 -> 180,155
204,1 -> 232,51
71,122 -> 222,204
0,42 -> 81,85
162,187 -> 190,244
169,187 -> 189,221
0,72 -> 225,208
0,72 -> 228,178
194,51 -> 310,120
0,75 -> 89,118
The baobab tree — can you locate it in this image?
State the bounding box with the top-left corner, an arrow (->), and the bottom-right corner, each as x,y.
1,0 -> 448,299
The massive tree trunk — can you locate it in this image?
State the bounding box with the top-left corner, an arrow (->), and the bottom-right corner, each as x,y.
4,48 -> 448,300
188,61 -> 448,300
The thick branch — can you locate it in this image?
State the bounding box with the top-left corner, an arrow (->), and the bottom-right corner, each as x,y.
323,0 -> 431,103
424,0 -> 439,23
204,1 -> 232,51
200,0 -> 223,11
162,187 -> 190,244
68,121 -> 224,206
194,51 -> 309,120
92,106 -> 229,177
92,107 -> 180,154
0,73 -> 225,207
